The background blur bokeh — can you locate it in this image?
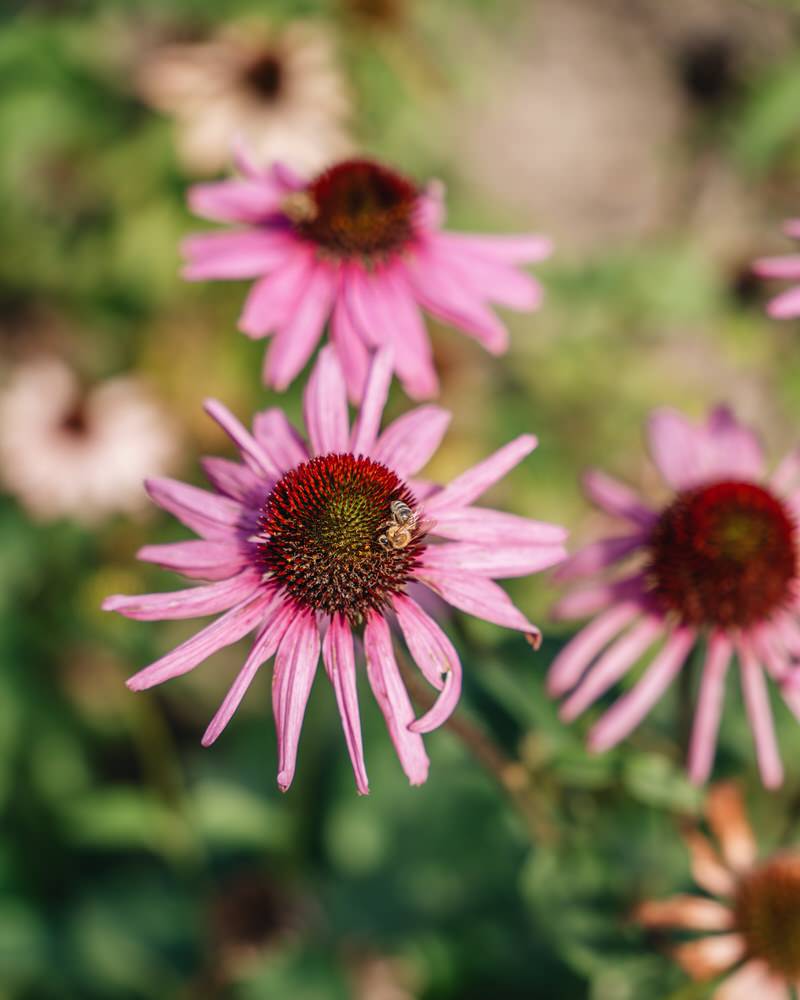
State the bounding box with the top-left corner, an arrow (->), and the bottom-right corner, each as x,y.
4,1 -> 800,997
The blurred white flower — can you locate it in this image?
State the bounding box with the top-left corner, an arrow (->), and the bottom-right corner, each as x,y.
0,358 -> 178,524
138,19 -> 353,176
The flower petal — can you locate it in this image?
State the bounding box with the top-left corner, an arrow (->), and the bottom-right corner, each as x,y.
364,612 -> 429,785
201,456 -> 265,507
582,470 -> 656,527
394,593 -> 462,733
203,398 -> 278,477
548,603 -> 642,697
181,230 -> 292,281
372,406 -> 451,479
768,286 -> 800,319
350,345 -> 393,456
263,263 -> 336,391
752,254 -> 800,279
588,628 -> 694,751
554,534 -> 646,583
374,267 -> 438,400
671,934 -> 745,981
202,597 -> 294,746
303,345 -> 349,456
416,570 -> 540,642
739,643 -> 784,788
434,232 -> 553,265
322,613 -> 369,795
683,829 -> 736,897
635,895 -> 734,931
420,542 -> 566,578
238,247 -> 315,339
272,609 -> 321,792
706,782 -> 758,873
425,435 -> 537,514
714,959 -> 790,1000
103,571 -> 260,621
145,477 -> 247,538
331,286 -> 370,403
432,506 -> 567,546
688,634 -> 733,785
125,591 -> 273,691
253,408 -> 308,474
187,178 -> 285,224
559,617 -> 663,721
136,539 -> 247,581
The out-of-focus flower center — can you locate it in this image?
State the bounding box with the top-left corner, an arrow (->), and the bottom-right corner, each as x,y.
735,853 -> 800,979
259,453 -> 426,622
59,400 -> 89,437
647,480 -> 796,628
283,159 -> 418,260
241,51 -> 284,100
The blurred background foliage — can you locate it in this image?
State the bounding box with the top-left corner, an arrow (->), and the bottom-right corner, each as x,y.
3,0 -> 800,997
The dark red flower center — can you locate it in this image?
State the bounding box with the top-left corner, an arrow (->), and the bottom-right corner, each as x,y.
647,481 -> 797,628
258,453 -> 426,622
242,51 -> 284,100
283,159 -> 418,260
735,853 -> 800,979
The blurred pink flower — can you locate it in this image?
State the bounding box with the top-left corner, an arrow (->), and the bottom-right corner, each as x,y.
550,406 -> 800,788
636,782 -> 800,999
752,219 -> 800,319
104,347 -> 566,792
138,20 -> 352,176
182,151 -> 551,401
0,358 -> 177,524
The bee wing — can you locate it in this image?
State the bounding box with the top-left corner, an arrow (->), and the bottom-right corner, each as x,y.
416,514 -> 436,538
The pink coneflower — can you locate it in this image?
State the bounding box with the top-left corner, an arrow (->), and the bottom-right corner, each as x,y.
549,405 -> 800,788
182,151 -> 551,401
636,782 -> 800,999
752,219 -> 800,319
103,347 -> 566,793
0,358 -> 177,524
137,20 -> 352,176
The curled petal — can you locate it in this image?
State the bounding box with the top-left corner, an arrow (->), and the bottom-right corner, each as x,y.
416,569 -> 539,642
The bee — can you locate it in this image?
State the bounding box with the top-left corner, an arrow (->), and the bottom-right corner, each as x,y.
378,500 -> 421,551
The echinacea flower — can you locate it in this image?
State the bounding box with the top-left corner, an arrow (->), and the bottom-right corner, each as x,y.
138,19 -> 352,176
752,219 -> 800,319
636,782 -> 800,999
549,406 -> 800,788
182,150 -> 551,401
0,358 -> 177,524
103,347 -> 566,792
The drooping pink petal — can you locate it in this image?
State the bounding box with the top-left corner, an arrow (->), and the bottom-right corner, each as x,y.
420,541 -> 566,578
751,254 -> 800,279
404,250 -> 509,354
432,507 -> 567,547
415,570 -> 540,642
582,470 -> 656,527
364,612 -> 430,785
554,534 -> 646,583
181,230 -> 293,281
126,591 -> 273,690
350,346 -> 393,456
373,267 -> 438,400
252,408 -> 308,474
372,405 -> 451,479
393,593 -> 462,733
238,246 -> 316,339
331,287 -> 369,403
187,178 -> 285,224
137,539 -> 248,581
430,238 -> 543,310
322,613 -> 369,795
342,263 -> 384,348
303,345 -> 349,456
739,643 -> 784,788
426,435 -> 537,514
203,399 -> 278,477
548,603 -> 642,696
433,232 -> 553,265
202,597 -> 294,746
272,609 -> 321,792
200,457 -> 266,508
103,570 -> 260,621
714,959 -> 790,1000
588,628 -> 694,751
559,617 -> 663,721
263,263 -> 337,392
688,633 -> 732,785
145,477 -> 246,539
767,285 -> 800,319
